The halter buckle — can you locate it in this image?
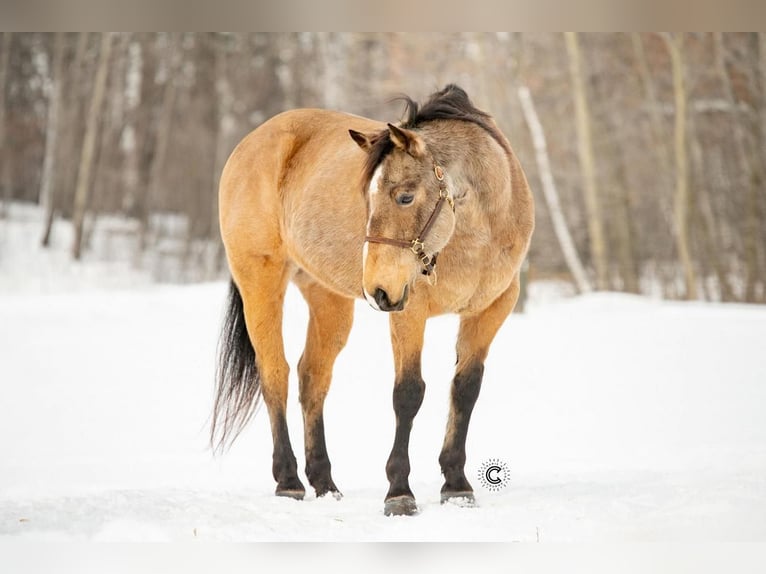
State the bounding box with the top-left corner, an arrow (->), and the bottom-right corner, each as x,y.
410,238 -> 425,255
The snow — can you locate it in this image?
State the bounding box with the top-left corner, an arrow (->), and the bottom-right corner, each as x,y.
1,207 -> 766,542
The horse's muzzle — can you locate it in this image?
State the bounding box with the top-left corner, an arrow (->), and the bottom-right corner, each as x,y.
372,285 -> 409,312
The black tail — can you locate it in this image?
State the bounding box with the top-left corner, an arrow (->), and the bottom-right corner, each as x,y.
210,280 -> 261,453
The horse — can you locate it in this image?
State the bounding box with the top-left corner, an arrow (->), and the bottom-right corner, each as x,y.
211,84 -> 534,516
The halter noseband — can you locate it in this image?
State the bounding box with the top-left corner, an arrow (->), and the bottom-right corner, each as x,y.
365,164 -> 455,277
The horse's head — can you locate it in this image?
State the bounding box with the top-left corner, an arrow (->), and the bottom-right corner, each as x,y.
350,123 -> 456,312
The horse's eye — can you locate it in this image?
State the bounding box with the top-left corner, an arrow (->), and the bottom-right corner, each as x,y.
396,194 -> 414,206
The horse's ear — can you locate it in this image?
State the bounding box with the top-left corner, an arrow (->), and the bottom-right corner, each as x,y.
387,123 -> 425,158
349,129 -> 373,152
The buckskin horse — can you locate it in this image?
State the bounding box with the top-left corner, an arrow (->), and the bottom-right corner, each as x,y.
211,84 -> 534,516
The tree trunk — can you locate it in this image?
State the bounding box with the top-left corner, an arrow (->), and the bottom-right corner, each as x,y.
518,85 -> 593,294
210,33 -> 234,277
710,33 -> 751,300
38,33 -> 65,245
631,34 -> 672,172
687,109 -> 735,301
752,33 -> 766,302
0,32 -> 12,218
741,33 -> 766,302
610,145 -> 640,293
42,32 -> 88,245
121,35 -> 143,217
631,33 -> 677,238
71,32 -> 114,260
664,33 -> 697,300
565,32 -> 608,290
139,32 -> 180,251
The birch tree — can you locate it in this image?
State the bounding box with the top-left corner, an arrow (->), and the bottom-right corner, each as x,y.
663,33 -> 697,300
518,84 -> 592,294
71,32 -> 114,260
42,32 -> 88,246
38,32 -> 64,244
565,32 -> 608,290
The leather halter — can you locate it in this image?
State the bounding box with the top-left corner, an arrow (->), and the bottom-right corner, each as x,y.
365,164 -> 455,276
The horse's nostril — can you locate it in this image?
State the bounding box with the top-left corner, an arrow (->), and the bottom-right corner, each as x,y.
374,287 -> 391,310
372,286 -> 407,312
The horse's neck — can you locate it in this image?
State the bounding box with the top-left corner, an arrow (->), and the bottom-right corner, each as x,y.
425,125 -> 514,244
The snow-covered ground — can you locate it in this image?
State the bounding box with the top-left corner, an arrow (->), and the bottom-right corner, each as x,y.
1,207 -> 765,541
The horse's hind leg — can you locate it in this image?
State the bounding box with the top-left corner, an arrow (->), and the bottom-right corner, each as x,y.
439,278 -> 520,503
235,258 -> 305,498
294,273 -> 354,498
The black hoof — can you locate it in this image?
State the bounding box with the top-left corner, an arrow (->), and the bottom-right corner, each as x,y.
440,491 -> 476,506
384,495 -> 419,516
275,488 -> 306,500
276,475 -> 305,499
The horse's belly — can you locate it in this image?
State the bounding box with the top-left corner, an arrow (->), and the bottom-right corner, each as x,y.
290,249 -> 362,299
284,212 -> 365,299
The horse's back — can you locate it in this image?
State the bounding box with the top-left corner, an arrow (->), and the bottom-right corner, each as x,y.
219,109 -> 382,298
219,108 -> 369,213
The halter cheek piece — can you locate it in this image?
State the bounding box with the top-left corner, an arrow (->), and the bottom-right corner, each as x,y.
365,164 -> 455,276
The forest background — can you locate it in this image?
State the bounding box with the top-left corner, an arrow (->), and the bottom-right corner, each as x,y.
1,32 -> 764,304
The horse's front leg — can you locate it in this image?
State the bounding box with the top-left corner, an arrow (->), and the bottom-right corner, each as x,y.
384,307 -> 427,516
439,278 -> 520,503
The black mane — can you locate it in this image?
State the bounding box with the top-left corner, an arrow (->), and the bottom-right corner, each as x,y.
362,84 -> 508,188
